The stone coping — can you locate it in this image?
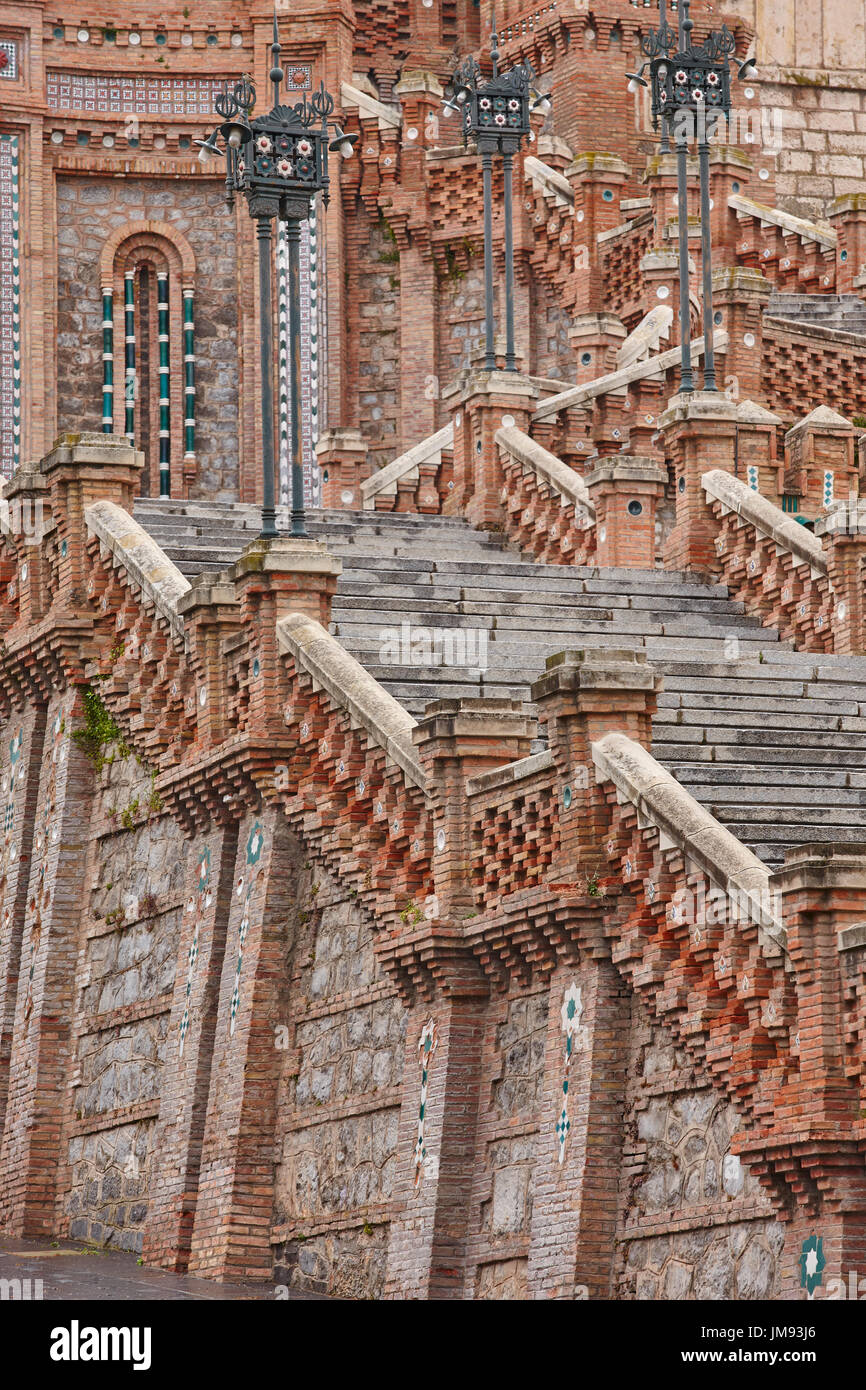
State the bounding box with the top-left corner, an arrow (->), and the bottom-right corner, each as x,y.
701,468 -> 827,576
728,194 -> 836,249
523,155 -> 573,206
763,315 -> 866,351
532,332 -> 727,421
465,748 -> 554,799
340,81 -> 401,130
592,731 -> 784,942
277,613 -> 427,793
85,500 -> 191,644
838,922 -> 866,952
495,424 -> 595,520
360,422 -> 454,507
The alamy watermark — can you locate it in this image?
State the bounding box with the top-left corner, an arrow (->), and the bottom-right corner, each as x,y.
0,497 -> 46,545
379,621 -> 489,671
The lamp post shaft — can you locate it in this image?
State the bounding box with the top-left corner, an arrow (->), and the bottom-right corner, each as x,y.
286,217 -> 308,537
503,149 -> 516,373
698,135 -> 717,391
256,215 -> 278,539
675,133 -> 694,394
482,149 -> 496,371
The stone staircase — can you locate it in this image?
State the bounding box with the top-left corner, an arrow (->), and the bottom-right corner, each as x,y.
135,498 -> 866,868
766,290 -> 866,336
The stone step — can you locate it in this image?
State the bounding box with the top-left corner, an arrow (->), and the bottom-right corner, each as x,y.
332,592 -> 749,620
653,708 -> 866,733
657,691 -> 862,717
667,764 -> 866,788
671,783 -> 866,807
656,742 -> 866,765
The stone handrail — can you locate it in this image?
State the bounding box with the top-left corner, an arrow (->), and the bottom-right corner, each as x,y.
729,194 -> 836,250
465,748 -> 554,799
85,499 -> 191,644
277,612 -> 427,792
524,155 -> 573,208
340,81 -> 402,131
701,469 -> 827,577
532,331 -> 729,422
496,424 -> 595,519
592,731 -> 784,939
360,423 -> 454,509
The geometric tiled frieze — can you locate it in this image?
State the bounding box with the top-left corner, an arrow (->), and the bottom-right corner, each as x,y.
0,132 -> 20,479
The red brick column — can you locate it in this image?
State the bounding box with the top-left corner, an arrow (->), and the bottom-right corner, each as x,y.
186,810 -> 296,1280
712,267 -> 772,405
585,458 -> 668,568
527,958 -> 629,1299
829,195 -> 866,294
569,314 -> 626,385
531,649 -> 660,888
662,392 -> 739,573
735,400 -> 784,504
639,250 -> 683,344
820,514 -> 866,655
523,651 -> 659,1296
708,149 -> 754,248
645,152 -> 691,247
41,433 -> 144,608
384,700 -> 531,1298
392,71 -> 442,450
784,406 -> 858,517
568,155 -> 631,314
442,370 -> 539,529
315,428 -> 370,511
177,538 -> 339,1280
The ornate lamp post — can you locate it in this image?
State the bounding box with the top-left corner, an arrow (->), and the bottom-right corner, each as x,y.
197,18 -> 356,538
630,0 -> 756,393
443,21 -> 550,373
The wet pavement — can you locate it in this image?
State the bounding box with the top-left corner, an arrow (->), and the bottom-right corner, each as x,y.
0,1236 -> 323,1300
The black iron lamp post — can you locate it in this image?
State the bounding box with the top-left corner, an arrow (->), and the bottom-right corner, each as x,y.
632,0 -> 755,394
443,20 -> 550,373
196,18 -> 356,539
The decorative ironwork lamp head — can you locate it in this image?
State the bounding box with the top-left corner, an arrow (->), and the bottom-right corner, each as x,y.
196,14 -> 356,217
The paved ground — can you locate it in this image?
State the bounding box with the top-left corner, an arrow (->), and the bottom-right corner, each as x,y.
0,1236 -> 324,1300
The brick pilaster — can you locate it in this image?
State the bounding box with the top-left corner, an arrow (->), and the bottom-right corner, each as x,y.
712,267 -> 772,405
784,406 -> 858,518
585,457 -> 668,568
661,391 -> 739,573
442,369 -> 539,530
384,699 -> 531,1298
0,690 -> 93,1237
186,810 -> 298,1281
142,822 -> 239,1272
829,195 -> 866,295
315,428 -> 370,510
527,957 -> 629,1298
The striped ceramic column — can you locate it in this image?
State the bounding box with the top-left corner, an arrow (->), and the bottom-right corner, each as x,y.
101,284 -> 114,433
182,288 -> 196,473
123,270 -> 135,443
157,271 -> 170,496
